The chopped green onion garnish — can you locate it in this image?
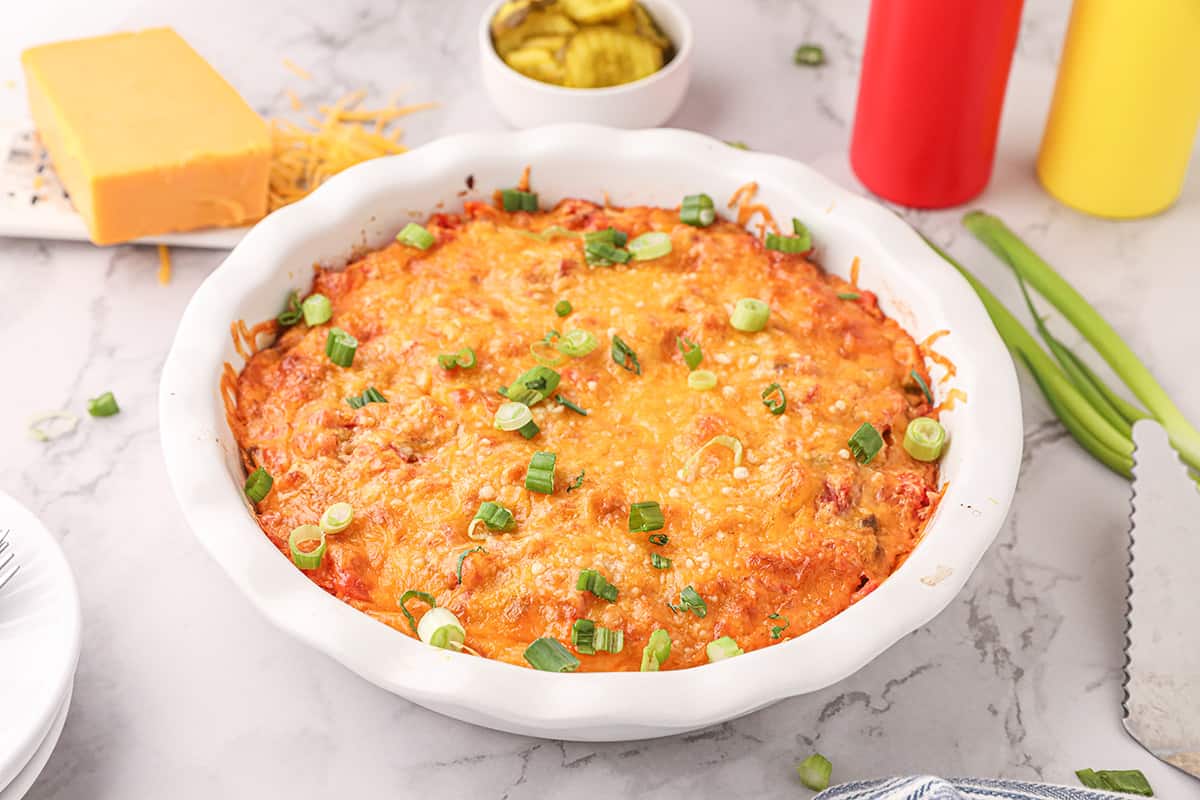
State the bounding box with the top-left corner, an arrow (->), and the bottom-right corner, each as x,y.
556,329 -> 599,357
524,451 -> 556,494
437,346 -> 476,370
725,140 -> 750,150
584,227 -> 628,248
288,524 -> 326,571
523,637 -> 579,672
87,391 -> 119,418
640,629 -> 671,671
396,222 -> 435,250
611,334 -> 641,375
577,568 -> 618,602
766,218 -> 814,254
276,290 -> 303,327
468,501 -> 515,540
555,299 -> 572,317
679,585 -> 707,617
792,217 -> 812,243
837,291 -> 860,301
571,619 -> 594,653
903,417 -> 946,462
319,502 -> 353,534
301,293 -> 332,325
650,553 -> 672,570
555,394 -> 589,415
680,193 -> 715,227
848,422 -> 884,464
765,231 -> 809,253
648,533 -> 668,546
417,607 -> 465,650
530,340 -> 568,367
677,336 -> 702,370
501,189 -> 538,212
684,434 -> 744,478
505,366 -> 561,405
567,470 -> 585,492
244,466 -> 273,504
628,501 -> 664,532
769,615 -> 790,639
910,369 -> 934,405
761,383 -> 786,415
1075,769 -> 1153,796
687,369 -> 718,391
706,636 -> 743,662
571,619 -> 624,655
455,545 -> 485,585
627,231 -> 673,261
325,327 -> 358,367
730,298 -> 770,332
793,43 -> 825,67
518,419 -> 540,439
585,240 -> 632,266
347,386 -> 387,409
796,754 -> 833,791
494,401 -> 534,432
398,589 -> 436,634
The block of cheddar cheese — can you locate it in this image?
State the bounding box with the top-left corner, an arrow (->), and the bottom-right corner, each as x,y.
21,28 -> 270,245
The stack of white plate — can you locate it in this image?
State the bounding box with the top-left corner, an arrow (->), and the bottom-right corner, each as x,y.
0,491 -> 80,799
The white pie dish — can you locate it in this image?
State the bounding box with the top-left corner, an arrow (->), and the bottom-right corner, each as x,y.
159,125 -> 1022,742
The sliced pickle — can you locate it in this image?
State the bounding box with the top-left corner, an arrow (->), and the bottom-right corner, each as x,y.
521,35 -> 569,53
564,27 -> 663,88
560,0 -> 635,25
491,0 -> 535,37
505,47 -> 568,85
493,10 -> 579,57
633,3 -> 672,50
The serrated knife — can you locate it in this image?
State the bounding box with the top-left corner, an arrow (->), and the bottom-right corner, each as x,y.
1124,420 -> 1200,779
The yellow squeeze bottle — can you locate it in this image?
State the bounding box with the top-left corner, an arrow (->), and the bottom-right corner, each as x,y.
1037,0 -> 1200,219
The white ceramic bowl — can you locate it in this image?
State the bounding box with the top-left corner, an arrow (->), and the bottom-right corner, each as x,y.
160,125 -> 1022,742
479,0 -> 692,128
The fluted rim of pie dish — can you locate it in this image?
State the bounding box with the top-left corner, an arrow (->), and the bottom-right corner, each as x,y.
159,125 -> 1022,740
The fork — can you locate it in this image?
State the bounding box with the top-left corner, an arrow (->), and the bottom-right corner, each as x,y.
0,529 -> 18,592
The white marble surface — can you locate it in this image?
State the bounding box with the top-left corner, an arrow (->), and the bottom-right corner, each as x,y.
2,0 -> 1198,797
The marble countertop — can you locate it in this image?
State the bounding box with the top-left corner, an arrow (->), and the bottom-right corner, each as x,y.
2,0 -> 1198,797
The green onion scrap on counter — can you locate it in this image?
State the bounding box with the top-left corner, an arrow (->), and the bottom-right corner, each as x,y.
1075,768 -> 1153,796
796,753 -> 833,791
793,43 -> 826,67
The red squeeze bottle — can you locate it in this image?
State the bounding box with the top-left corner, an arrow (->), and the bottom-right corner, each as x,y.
850,0 -> 1024,208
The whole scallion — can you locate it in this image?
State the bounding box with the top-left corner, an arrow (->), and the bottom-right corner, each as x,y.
926,238 -> 1135,477
961,211 -> 1200,467
928,211 -> 1200,479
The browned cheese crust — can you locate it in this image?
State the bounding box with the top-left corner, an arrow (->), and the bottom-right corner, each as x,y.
230,197 -> 941,671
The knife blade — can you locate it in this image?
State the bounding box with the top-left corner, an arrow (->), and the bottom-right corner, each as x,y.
1124,420 -> 1200,779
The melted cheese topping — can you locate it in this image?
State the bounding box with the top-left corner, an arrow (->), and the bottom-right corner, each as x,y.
230,198 -> 940,671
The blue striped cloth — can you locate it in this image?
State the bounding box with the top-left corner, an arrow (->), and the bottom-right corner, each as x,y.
816,776 -> 1124,800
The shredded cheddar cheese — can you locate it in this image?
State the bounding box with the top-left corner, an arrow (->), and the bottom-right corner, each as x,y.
726,181 -> 779,238
282,58 -> 312,80
266,91 -> 432,212
157,244 -> 172,285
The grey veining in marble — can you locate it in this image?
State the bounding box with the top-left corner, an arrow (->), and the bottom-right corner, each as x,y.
1,0 -> 1198,797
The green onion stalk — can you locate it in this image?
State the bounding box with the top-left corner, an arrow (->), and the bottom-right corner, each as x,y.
924,239 -> 1136,477
925,213 -> 1200,478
